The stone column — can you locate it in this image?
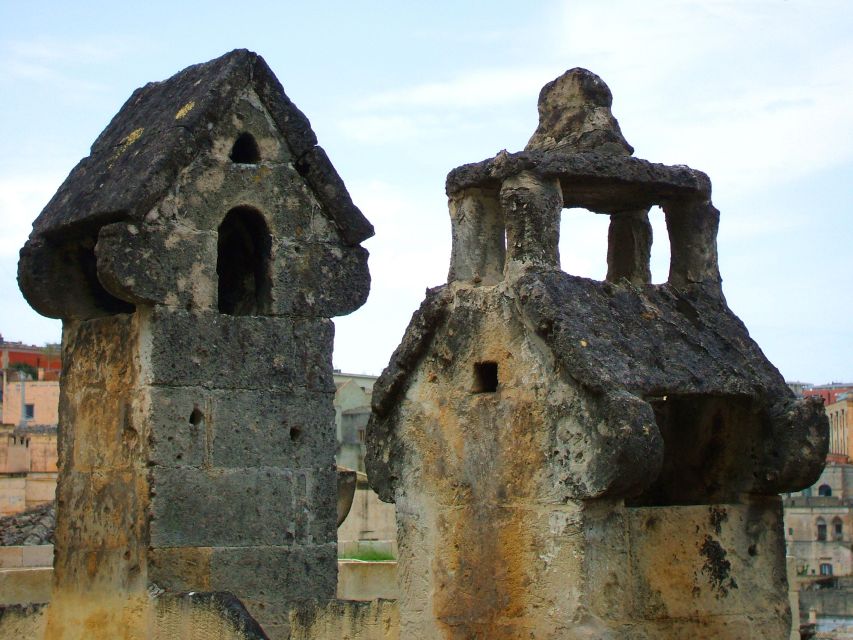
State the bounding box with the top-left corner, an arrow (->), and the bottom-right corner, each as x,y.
500,171 -> 563,276
663,197 -> 723,296
606,209 -> 652,285
38,314 -> 148,639
447,188 -> 505,285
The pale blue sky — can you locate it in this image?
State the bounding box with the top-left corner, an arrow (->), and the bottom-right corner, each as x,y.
1,0 -> 850,382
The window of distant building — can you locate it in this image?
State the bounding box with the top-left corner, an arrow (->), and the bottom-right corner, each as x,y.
817,518 -> 827,541
819,484 -> 832,497
820,563 -> 833,576
834,518 -> 843,540
24,404 -> 34,420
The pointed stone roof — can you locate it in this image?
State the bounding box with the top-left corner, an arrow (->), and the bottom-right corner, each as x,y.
28,49 -> 372,245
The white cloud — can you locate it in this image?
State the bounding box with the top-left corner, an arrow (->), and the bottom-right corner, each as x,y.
336,66 -> 555,145
0,35 -> 142,95
333,179 -> 451,374
356,66 -> 552,111
549,0 -> 853,197
352,179 -> 449,288
337,113 -> 457,144
0,175 -> 60,258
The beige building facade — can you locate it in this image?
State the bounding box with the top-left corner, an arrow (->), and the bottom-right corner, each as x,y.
828,396 -> 853,461
0,427 -> 58,515
1,376 -> 59,427
0,375 -> 59,516
785,462 -> 853,578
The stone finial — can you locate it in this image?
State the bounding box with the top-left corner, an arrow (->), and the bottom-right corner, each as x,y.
525,68 -> 633,155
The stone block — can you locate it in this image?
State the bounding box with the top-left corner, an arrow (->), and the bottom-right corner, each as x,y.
271,240 -> 370,317
148,546 -> 212,592
145,309 -> 333,392
52,470 -> 148,592
209,543 -> 337,601
147,386 -> 209,468
626,502 -> 789,621
337,560 -> 399,601
147,386 -> 336,470
173,160 -> 331,240
153,591 -> 269,640
150,466 -> 335,547
0,568 -> 53,605
21,545 -> 53,568
66,386 -> 141,473
287,599 -> 400,640
210,389 -> 335,469
96,222 -> 217,309
0,547 -> 22,569
61,316 -> 138,387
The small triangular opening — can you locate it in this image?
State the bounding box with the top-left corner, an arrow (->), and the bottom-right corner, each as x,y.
229,133 -> 261,164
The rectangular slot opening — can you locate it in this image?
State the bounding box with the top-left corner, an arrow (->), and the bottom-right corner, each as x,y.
472,361 -> 498,393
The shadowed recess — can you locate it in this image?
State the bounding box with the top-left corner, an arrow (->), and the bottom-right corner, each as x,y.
217,206 -> 272,316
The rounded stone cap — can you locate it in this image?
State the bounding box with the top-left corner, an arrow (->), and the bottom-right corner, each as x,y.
526,68 -> 634,155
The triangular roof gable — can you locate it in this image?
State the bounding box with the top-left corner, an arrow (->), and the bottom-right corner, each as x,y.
336,379 -> 371,411
29,49 -> 372,245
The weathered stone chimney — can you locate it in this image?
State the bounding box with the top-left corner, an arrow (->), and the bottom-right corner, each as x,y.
367,68 -> 827,639
18,50 -> 372,639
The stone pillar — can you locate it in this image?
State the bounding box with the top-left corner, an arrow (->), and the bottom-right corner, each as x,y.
606,209 -> 652,285
500,171 -> 563,276
663,197 -> 723,295
447,188 -> 505,285
45,314 -> 150,639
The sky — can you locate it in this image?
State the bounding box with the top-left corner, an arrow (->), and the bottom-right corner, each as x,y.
0,0 -> 850,383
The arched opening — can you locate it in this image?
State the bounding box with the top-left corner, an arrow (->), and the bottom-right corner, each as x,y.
189,407 -> 204,427
833,517 -> 843,540
217,207 -> 272,316
817,517 -> 827,541
819,484 -> 832,497
229,133 -> 261,164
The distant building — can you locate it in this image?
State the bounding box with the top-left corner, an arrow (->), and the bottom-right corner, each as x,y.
785,390 -> 853,633
0,336 -> 61,382
0,425 -> 58,516
827,394 -> 853,463
788,381 -> 812,397
333,372 -> 396,560
1,374 -> 59,427
333,371 -> 375,473
785,463 -> 853,577
0,338 -> 60,516
804,383 -> 853,406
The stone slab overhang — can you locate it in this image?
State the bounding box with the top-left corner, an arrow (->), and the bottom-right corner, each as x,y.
446,149 -> 711,214
366,275 -> 828,503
